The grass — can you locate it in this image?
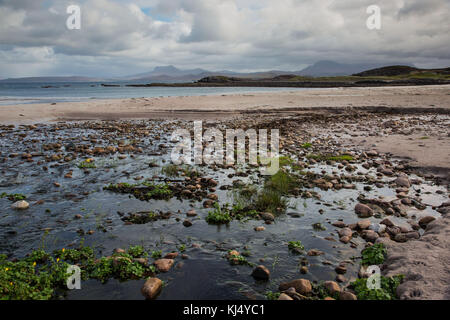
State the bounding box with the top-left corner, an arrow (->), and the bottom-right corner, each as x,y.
161,164 -> 179,177
288,241 -> 305,251
77,159 -> 97,169
205,203 -> 233,224
351,275 -> 404,300
361,243 -> 387,265
0,245 -> 156,300
307,154 -> 354,162
0,193 -> 27,202
301,142 -> 312,149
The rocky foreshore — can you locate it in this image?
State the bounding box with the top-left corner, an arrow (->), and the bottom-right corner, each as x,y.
0,101 -> 448,300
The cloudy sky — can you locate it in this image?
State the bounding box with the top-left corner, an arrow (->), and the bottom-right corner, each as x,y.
0,0 -> 449,78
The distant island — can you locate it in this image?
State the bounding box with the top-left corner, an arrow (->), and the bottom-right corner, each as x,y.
125,66 -> 450,88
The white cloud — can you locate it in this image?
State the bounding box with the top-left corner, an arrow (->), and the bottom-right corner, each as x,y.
0,0 -> 449,77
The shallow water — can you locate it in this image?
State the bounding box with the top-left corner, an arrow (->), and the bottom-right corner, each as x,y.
0,120 -> 447,300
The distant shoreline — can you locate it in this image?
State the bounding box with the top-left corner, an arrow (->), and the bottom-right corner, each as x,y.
125,78 -> 450,88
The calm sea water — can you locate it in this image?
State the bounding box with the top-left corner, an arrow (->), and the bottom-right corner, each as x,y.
0,82 -> 309,106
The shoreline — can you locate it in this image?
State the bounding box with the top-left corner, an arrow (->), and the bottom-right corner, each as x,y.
0,85 -> 449,124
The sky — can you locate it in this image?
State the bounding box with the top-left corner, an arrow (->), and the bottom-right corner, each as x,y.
0,0 -> 449,78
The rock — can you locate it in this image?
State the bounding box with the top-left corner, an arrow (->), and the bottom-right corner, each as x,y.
369,223 -> 386,234
251,265 -> 270,280
183,219 -> 193,227
300,266 -> 308,274
335,274 -> 347,283
141,278 -> 162,300
340,291 -> 357,300
395,176 -> 411,188
419,216 -> 436,229
362,230 -> 379,243
260,212 -> 275,221
74,214 -> 83,219
254,226 -> 265,231
338,227 -> 352,238
324,281 -> 341,295
307,249 -> 324,256
134,258 -> 148,265
355,203 -> 373,217
357,219 -> 371,230
154,259 -> 174,272
380,218 -> 394,227
164,252 -> 178,259
186,209 -> 197,217
11,200 -> 29,210
332,221 -> 347,228
324,297 -> 335,300
113,248 -> 126,254
279,279 -> 312,295
340,236 -> 351,244
278,293 -> 293,300
335,265 -> 347,274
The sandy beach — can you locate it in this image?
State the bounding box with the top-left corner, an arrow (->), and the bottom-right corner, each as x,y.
2,85 -> 449,170
1,85 -> 449,124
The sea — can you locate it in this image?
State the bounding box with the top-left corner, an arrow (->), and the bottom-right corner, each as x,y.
0,81 -> 310,106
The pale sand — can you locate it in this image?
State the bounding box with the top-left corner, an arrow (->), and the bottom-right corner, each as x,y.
1,85 -> 449,124
1,85 -> 449,169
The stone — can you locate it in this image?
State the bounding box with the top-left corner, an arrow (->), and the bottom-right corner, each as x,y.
419,216 -> 436,229
141,278 -> 162,300
251,265 -> 270,280
164,252 -> 178,259
324,281 -> 341,295
186,209 -> 197,217
332,221 -> 347,228
355,203 -> 373,217
340,291 -> 357,300
335,274 -> 346,283
340,236 -> 351,244
395,176 -> 411,188
357,219 -> 371,230
11,200 -> 29,210
307,249 -> 324,256
254,226 -> 265,231
154,259 -> 174,272
335,265 -> 347,274
380,218 -> 394,227
278,293 -> 293,300
338,227 -> 352,238
279,279 -> 312,295
260,212 -> 275,221
362,230 -> 379,243
183,219 -> 193,227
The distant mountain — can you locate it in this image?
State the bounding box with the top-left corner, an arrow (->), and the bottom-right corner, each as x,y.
1,61 -> 435,83
297,60 -> 416,77
0,76 -> 107,83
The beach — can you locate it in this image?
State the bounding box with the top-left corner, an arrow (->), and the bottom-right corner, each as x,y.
0,84 -> 449,300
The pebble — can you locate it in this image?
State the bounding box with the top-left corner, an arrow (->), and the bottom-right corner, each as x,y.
141,278 -> 162,300
11,200 -> 29,210
251,265 -> 270,280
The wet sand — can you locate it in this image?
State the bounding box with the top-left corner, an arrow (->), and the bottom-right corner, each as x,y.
1,85 -> 449,124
